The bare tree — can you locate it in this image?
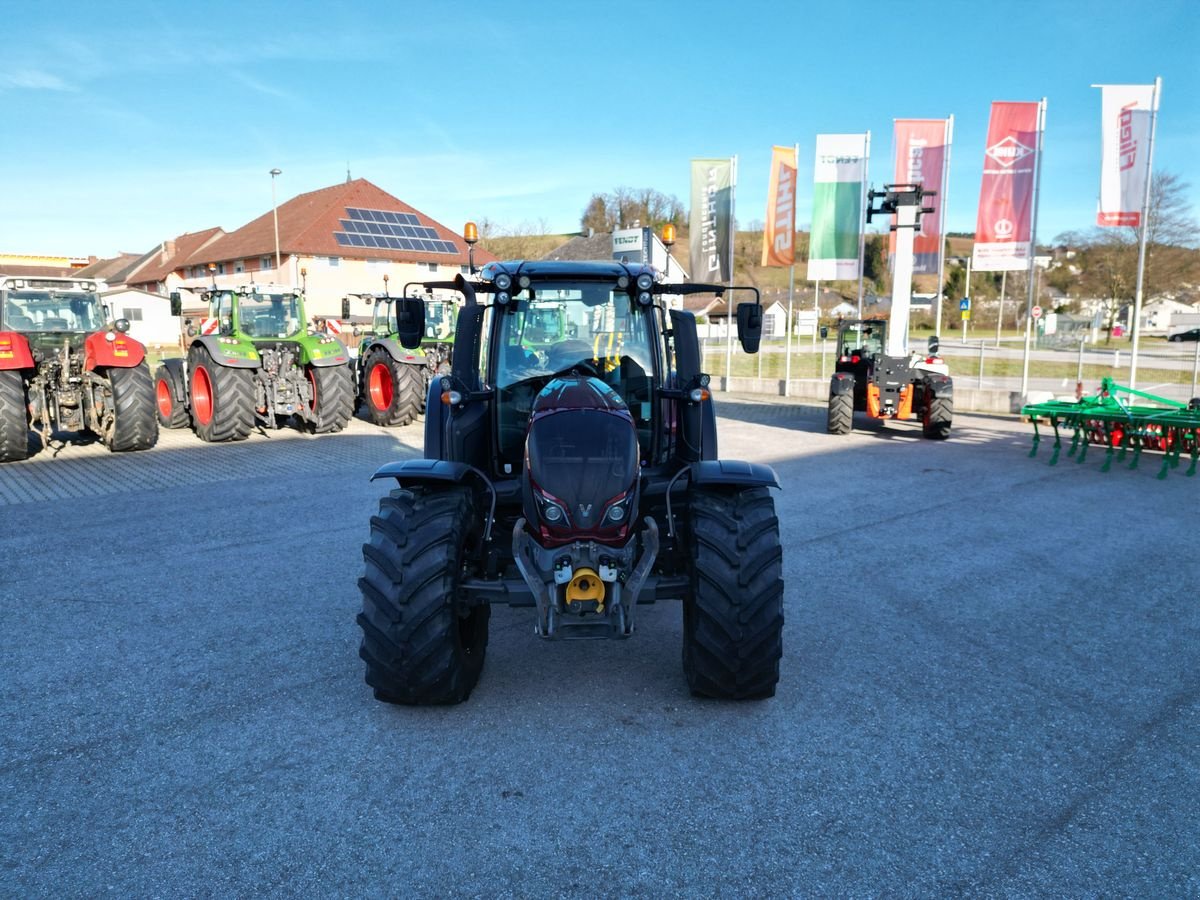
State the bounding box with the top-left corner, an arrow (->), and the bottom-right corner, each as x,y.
580,187 -> 684,234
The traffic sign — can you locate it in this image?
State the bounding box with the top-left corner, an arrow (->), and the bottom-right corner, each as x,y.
959,298 -> 971,311
961,310 -> 971,321
1031,305 -> 1043,319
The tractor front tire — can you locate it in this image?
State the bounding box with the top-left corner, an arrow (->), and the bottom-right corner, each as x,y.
308,364 -> 354,434
188,345 -> 254,442
154,365 -> 189,429
827,390 -> 853,435
922,393 -> 953,440
106,364 -> 158,452
362,348 -> 424,427
683,487 -> 784,700
0,369 -> 30,462
357,486 -> 490,705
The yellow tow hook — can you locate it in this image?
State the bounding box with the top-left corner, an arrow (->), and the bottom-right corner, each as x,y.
565,567 -> 606,613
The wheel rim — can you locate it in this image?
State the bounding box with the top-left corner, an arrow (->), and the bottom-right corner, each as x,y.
192,366 -> 213,425
368,362 -> 393,410
156,378 -> 173,418
308,369 -> 318,411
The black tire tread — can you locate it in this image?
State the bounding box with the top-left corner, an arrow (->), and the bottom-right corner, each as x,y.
356,486 -> 489,705
188,346 -> 254,442
0,369 -> 30,462
827,389 -> 853,435
922,394 -> 953,440
107,364 -> 158,452
683,487 -> 784,700
309,364 -> 354,433
362,347 -> 424,427
154,365 -> 189,429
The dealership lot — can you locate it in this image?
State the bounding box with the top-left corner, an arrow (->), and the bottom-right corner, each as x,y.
1,399 -> 1196,895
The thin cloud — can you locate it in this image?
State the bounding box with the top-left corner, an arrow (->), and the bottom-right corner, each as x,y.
229,70 -> 298,103
0,69 -> 78,92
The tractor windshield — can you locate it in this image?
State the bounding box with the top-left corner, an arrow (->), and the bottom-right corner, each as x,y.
1,290 -> 104,333
839,321 -> 886,357
372,298 -> 394,336
494,282 -> 656,469
239,293 -> 303,338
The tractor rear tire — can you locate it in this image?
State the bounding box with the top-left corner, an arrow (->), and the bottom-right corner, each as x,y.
362,348 -> 424,427
0,369 -> 30,462
683,487 -> 784,700
827,390 -> 853,435
922,394 -> 953,440
357,485 -> 490,705
308,364 -> 354,434
188,345 -> 254,442
106,364 -> 158,452
154,365 -> 189,429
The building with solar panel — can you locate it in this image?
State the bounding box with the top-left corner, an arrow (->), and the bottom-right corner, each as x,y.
122,178 -> 495,320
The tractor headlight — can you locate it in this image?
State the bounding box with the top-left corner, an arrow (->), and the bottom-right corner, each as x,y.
543,503 -> 563,523
602,492 -> 634,525
494,272 -> 512,291
636,273 -> 653,291
496,291 -> 510,305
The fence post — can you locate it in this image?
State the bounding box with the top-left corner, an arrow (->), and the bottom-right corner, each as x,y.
978,341 -> 985,388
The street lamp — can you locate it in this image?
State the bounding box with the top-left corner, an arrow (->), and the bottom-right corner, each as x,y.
269,168 -> 282,272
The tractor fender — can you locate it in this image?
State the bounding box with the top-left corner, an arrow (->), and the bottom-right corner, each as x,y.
361,337 -> 427,368
0,331 -> 34,370
689,460 -> 781,491
84,330 -> 145,370
305,336 -> 351,367
190,334 -> 260,369
922,373 -> 953,398
159,357 -> 188,404
371,458 -> 482,486
829,372 -> 855,396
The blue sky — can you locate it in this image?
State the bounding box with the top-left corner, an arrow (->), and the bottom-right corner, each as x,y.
1,0 -> 1197,258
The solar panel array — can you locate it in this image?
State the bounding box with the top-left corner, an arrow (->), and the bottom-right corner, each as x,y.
333,207 -> 458,254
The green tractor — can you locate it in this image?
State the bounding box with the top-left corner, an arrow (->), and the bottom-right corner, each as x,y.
0,275 -> 157,461
155,283 -> 354,441
352,289 -> 458,427
356,260 -> 784,705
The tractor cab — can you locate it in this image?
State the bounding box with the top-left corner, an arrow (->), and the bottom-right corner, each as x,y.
492,279 -> 655,470
209,284 -> 305,340
1,278 -> 107,334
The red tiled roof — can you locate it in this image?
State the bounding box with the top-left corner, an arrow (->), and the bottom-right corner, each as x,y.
196,179 -> 496,268
128,228 -> 225,285
0,264 -> 81,278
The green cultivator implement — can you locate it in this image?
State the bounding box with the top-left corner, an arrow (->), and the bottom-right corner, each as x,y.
1023,378 -> 1200,479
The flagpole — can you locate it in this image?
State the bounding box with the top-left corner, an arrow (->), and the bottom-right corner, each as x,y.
725,154 -> 737,391
1128,76 -> 1162,391
857,131 -> 870,319
936,115 -> 954,339
1019,98 -> 1047,399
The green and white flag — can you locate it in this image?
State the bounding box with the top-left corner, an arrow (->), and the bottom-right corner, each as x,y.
689,158 -> 734,283
807,133 -> 868,281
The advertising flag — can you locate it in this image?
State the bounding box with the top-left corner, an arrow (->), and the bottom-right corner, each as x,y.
689,158 -> 733,282
1096,84 -> 1157,227
972,101 -> 1041,271
890,119 -> 949,273
808,134 -> 867,281
761,145 -> 798,267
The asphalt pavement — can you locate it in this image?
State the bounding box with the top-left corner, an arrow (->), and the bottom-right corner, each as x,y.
1,401 -> 1196,896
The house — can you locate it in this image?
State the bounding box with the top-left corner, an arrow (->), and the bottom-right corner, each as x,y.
1141,297 -> 1196,334
101,287 -> 181,348
124,179 -> 497,319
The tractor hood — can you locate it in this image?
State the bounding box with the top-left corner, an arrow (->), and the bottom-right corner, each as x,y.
523,376 -> 639,545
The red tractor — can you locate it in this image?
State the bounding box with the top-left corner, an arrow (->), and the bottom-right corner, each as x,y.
0,275 -> 157,462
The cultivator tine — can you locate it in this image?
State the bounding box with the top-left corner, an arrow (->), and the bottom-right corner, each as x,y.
1021,377 -> 1200,480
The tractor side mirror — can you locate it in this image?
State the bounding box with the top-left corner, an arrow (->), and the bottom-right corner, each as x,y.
395,297 -> 425,349
736,302 -> 762,354
169,292 -> 182,317
341,298 -> 351,320
928,335 -> 940,355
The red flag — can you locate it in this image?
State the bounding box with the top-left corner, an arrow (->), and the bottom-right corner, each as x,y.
972,101 -> 1042,271
890,119 -> 949,274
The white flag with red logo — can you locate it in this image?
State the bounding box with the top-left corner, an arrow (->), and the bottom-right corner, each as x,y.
1096,84 -> 1157,227
972,101 -> 1042,272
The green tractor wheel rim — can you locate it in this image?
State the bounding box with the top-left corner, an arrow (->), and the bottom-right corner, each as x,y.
369,362 -> 393,410
192,366 -> 213,425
